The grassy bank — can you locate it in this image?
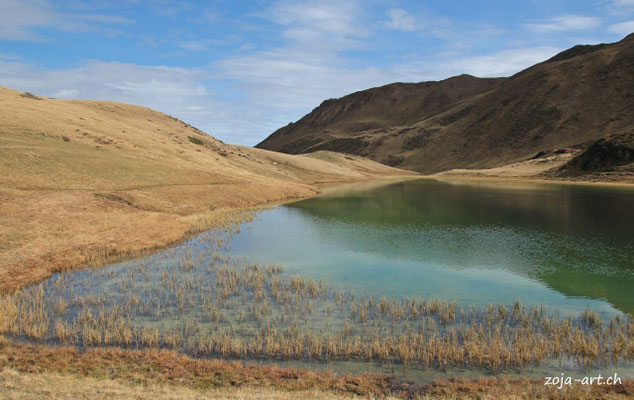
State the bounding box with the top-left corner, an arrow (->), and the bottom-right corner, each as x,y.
0,86 -> 412,293
1,343 -> 632,399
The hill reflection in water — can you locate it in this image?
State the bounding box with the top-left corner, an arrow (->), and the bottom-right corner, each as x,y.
229,178 -> 634,315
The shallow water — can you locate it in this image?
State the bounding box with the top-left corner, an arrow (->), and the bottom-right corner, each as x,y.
229,178 -> 634,315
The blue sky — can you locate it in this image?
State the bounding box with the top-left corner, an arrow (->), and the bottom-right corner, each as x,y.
1,1 -> 633,145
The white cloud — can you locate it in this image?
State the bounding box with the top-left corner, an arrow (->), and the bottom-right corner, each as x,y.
605,0 -> 634,17
0,55 -> 380,145
525,15 -> 601,32
0,59 -> 225,132
608,20 -> 634,36
52,89 -> 79,98
0,0 -> 131,41
0,53 -> 22,61
177,41 -> 207,51
212,56 -> 401,143
215,49 -> 396,110
263,0 -> 369,49
446,47 -> 562,77
268,0 -> 359,34
0,0 -> 389,145
174,39 -> 225,52
203,0 -> 397,142
394,46 -> 563,80
386,9 -> 420,32
236,43 -> 255,52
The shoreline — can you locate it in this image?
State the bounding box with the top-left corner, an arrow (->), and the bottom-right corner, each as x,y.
9,171 -> 631,290
0,174 -> 416,294
2,171 -> 630,294
430,173 -> 634,188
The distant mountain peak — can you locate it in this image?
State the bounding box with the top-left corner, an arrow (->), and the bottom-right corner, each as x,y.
257,34 -> 634,176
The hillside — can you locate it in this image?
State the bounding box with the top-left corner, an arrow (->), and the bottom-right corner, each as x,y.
258,74 -> 504,155
546,131 -> 634,181
257,34 -> 634,177
0,87 -> 411,291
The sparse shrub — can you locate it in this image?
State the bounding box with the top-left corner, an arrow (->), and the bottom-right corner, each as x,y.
20,92 -> 43,100
383,155 -> 404,166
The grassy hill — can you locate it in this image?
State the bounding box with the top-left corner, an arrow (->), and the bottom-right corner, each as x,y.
0,87 -> 411,292
257,74 -> 503,155
257,34 -> 634,178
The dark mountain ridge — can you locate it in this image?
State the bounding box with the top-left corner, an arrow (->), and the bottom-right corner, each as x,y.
257,33 -> 634,175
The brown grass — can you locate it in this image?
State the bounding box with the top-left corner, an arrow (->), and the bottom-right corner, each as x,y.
0,86 -> 413,293
0,343 -> 394,397
1,343 -> 632,399
0,369 -> 362,400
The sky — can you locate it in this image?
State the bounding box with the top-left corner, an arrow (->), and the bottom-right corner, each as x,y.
1,1 -> 633,145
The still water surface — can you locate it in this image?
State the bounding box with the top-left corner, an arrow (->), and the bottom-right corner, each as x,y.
230,178 -> 634,315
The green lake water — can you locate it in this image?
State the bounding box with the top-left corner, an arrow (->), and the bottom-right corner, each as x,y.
229,178 -> 634,315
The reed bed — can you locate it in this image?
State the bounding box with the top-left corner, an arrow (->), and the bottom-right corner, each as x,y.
1,214 -> 633,372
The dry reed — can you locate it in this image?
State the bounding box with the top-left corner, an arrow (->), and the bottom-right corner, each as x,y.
1,214 -> 632,373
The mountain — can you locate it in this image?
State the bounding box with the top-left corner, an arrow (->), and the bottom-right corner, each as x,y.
257,34 -> 634,175
0,86 -> 409,291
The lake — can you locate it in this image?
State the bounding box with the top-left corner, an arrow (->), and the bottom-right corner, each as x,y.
230,178 -> 634,315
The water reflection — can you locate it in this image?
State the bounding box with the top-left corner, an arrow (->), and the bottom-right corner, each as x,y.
230,178 -> 634,314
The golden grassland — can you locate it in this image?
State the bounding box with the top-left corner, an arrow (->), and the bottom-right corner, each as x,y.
0,86 -> 412,292
1,369 -> 359,400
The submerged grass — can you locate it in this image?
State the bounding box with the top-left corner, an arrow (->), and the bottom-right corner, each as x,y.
1,212 -> 633,373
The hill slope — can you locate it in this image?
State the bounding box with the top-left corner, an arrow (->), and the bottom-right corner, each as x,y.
257,34 -> 634,175
546,131 -> 634,181
257,74 -> 504,155
0,87 -> 411,291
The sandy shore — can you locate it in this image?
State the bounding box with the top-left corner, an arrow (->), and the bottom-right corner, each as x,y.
433,152 -> 634,187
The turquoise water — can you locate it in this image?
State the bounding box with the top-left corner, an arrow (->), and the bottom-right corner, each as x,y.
229,178 -> 634,315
